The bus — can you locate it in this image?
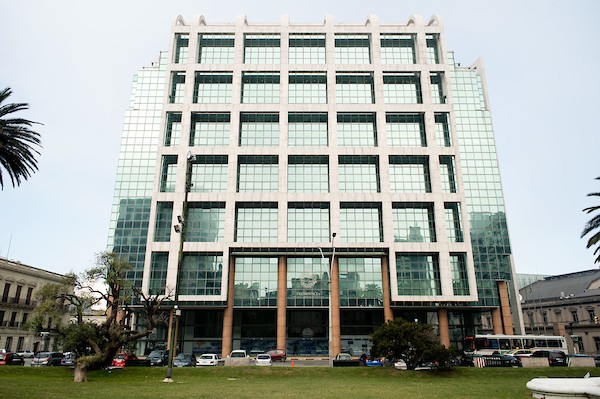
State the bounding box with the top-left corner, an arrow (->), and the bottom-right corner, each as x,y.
463,334 -> 568,356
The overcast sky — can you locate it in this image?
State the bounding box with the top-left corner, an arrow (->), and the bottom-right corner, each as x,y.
1,0 -> 598,277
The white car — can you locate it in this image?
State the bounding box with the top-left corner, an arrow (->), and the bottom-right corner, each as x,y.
197,353 -> 224,366
16,350 -> 34,358
255,353 -> 272,366
228,350 -> 248,358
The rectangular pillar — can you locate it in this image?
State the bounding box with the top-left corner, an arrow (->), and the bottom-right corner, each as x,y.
277,256 -> 287,351
381,256 -> 394,322
497,281 -> 514,334
221,258 -> 235,357
491,308 -> 503,334
331,257 -> 341,356
437,309 -> 450,348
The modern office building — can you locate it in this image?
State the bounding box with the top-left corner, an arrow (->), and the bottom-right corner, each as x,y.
108,14 -> 523,357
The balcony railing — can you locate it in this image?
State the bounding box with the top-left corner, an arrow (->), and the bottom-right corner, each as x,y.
0,296 -> 37,307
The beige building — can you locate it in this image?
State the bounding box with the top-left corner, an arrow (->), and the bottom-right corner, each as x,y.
520,269 -> 600,355
0,257 -> 70,353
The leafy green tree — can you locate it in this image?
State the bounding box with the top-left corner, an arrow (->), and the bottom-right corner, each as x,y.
0,87 -> 42,189
29,252 -> 168,382
370,318 -> 450,370
582,177 -> 600,264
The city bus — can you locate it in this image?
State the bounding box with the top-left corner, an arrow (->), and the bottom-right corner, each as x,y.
463,334 -> 568,356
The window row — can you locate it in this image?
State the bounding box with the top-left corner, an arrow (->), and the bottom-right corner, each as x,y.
170,71 -> 446,104
165,112 -> 452,148
159,154 -> 458,195
147,253 -> 469,303
174,33 -> 441,65
153,201 -> 464,245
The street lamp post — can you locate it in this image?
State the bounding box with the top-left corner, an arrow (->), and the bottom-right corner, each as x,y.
164,151 -> 195,382
328,232 -> 336,367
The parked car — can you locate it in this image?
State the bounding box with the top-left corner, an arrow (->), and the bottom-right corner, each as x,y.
197,353 -> 224,366
531,350 -> 567,366
507,349 -> 534,359
333,353 -> 360,367
498,354 -> 521,367
173,353 -> 196,367
61,352 -> 77,367
365,358 -> 384,367
31,351 -> 63,366
0,352 -> 25,366
267,349 -> 287,362
228,350 -> 248,358
255,353 -> 272,366
147,349 -> 168,366
16,350 -> 34,358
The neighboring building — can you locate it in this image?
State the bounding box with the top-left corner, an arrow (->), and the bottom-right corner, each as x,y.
516,273 -> 549,290
520,269 -> 600,355
108,14 -> 522,357
0,257 -> 70,353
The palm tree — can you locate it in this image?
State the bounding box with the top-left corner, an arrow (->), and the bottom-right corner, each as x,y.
0,87 -> 42,189
582,177 -> 600,263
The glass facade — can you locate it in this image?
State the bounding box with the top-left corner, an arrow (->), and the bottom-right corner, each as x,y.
109,17 -> 520,357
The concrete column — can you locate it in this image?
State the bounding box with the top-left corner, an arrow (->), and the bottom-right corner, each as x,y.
381,256 -> 394,322
331,257 -> 341,356
277,256 -> 287,351
437,309 -> 450,348
498,281 -> 514,334
221,257 -> 235,357
491,308 -> 503,334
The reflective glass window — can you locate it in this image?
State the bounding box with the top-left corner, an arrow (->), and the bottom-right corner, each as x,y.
154,202 -> 173,242
380,34 -> 415,64
164,113 -> 181,146
386,113 -> 426,147
149,252 -> 169,295
426,34 -> 440,64
199,34 -> 235,64
289,73 -> 327,104
288,155 -> 329,193
185,202 -> 225,242
190,155 -> 228,193
439,155 -> 457,193
287,258 -> 329,307
389,155 -> 431,193
288,113 -> 328,146
234,257 -> 278,307
445,203 -> 464,243
340,203 -> 383,242
435,113 -> 452,147
174,33 -> 189,64
339,155 -> 380,193
193,73 -> 233,104
244,34 -> 280,64
450,253 -> 470,295
287,202 -> 330,242
337,113 -> 376,147
335,34 -> 371,64
160,155 -> 177,192
191,113 -> 230,147
169,72 -> 185,103
430,73 -> 445,104
179,253 -> 223,296
396,253 -> 441,296
235,203 -> 278,242
339,258 -> 383,307
242,73 -> 280,103
239,113 -> 279,146
383,73 -> 422,104
336,73 -> 374,104
289,34 -> 326,64
392,203 -> 436,243
237,155 -> 278,193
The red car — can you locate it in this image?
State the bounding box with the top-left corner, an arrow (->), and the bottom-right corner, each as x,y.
267,349 -> 287,362
0,352 -> 25,366
111,353 -> 138,368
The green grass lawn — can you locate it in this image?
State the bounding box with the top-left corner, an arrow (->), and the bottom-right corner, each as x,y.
0,366 -> 596,399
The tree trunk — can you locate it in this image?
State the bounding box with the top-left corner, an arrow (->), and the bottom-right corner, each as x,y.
73,363 -> 88,382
